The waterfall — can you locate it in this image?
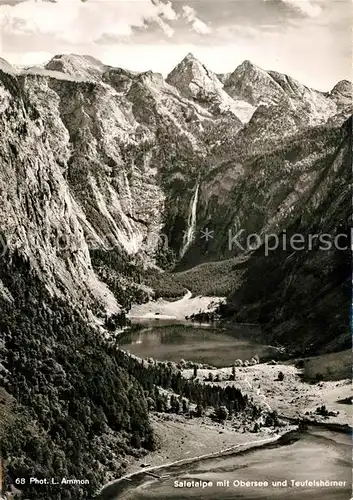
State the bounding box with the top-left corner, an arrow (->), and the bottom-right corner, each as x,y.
180,183 -> 199,258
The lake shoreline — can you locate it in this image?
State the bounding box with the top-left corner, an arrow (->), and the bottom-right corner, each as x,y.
96,428 -> 291,499
95,341 -> 351,499
96,421 -> 351,499
101,291 -> 351,499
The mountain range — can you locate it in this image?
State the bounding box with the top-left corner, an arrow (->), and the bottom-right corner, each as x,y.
0,52 -> 351,498
0,52 -> 351,309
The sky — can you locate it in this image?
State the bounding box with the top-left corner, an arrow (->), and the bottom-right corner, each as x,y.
0,0 -> 351,90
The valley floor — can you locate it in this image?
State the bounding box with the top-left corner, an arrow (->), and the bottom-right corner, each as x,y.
122,290 -> 351,484
124,361 -> 351,477
125,414 -> 287,476
181,363 -> 352,426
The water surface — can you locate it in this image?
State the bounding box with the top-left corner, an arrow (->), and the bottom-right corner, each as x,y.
118,323 -> 273,367
98,428 -> 352,500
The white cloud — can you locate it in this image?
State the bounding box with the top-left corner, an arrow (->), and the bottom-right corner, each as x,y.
285,0 -> 322,17
1,0 -> 349,92
0,0 -> 178,43
157,0 -> 179,22
265,0 -> 322,18
182,5 -> 212,35
155,16 -> 175,38
191,18 -> 212,35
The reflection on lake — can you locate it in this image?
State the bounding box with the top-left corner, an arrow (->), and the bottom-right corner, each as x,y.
118,323 -> 275,367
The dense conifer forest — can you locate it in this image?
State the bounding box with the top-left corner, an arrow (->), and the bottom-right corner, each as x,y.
0,246 -> 255,499
0,248 -> 154,499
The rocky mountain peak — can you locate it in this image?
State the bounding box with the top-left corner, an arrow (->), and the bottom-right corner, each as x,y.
139,70 -> 165,86
166,53 -> 220,94
0,57 -> 15,74
330,79 -> 352,99
236,59 -> 259,72
223,60 -> 286,106
184,52 -> 199,63
167,54 -> 254,123
45,53 -> 107,81
326,79 -> 352,124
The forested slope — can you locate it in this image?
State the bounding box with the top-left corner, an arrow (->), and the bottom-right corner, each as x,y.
220,117 -> 352,355
0,249 -> 154,500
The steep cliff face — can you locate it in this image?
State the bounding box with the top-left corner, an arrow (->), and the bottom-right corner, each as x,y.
187,123 -> 345,263
220,117 -> 352,355
171,62 -> 351,265
0,55 -> 207,309
0,50 -> 351,500
0,69 -> 119,311
328,79 -> 353,124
